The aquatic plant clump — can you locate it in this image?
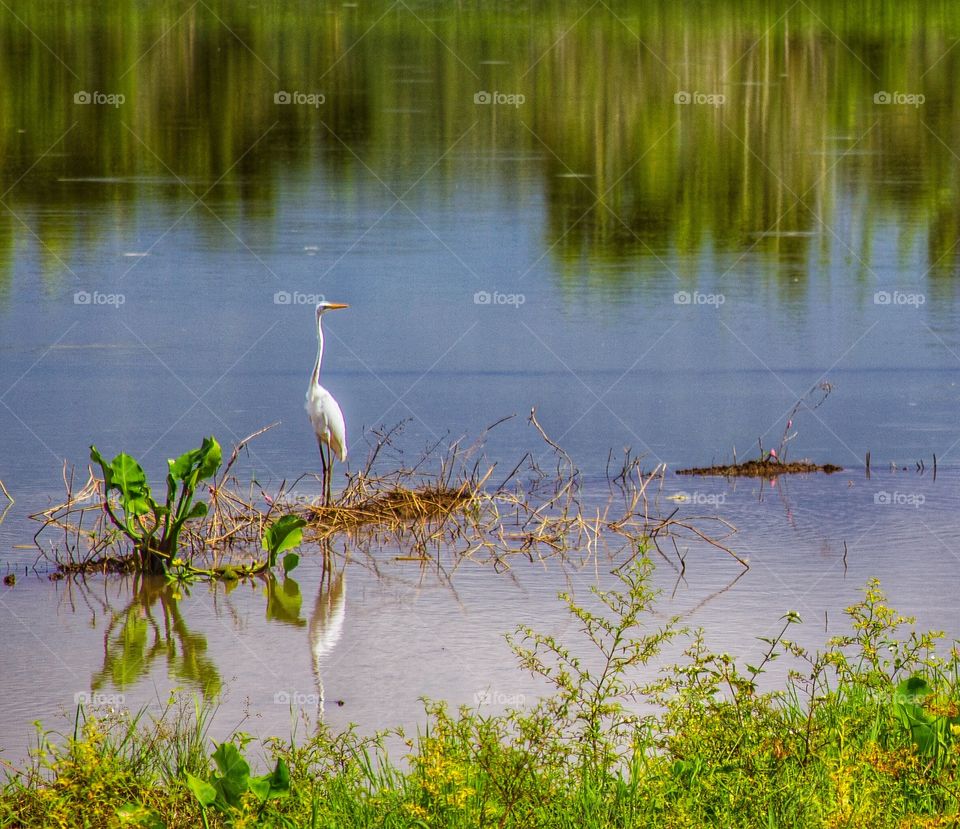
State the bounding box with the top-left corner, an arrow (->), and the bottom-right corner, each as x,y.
33,429 -> 308,583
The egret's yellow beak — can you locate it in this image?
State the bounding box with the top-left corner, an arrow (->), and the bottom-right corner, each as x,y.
327,303 -> 349,310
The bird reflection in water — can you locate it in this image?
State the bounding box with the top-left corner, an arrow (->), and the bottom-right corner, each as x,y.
309,559 -> 346,722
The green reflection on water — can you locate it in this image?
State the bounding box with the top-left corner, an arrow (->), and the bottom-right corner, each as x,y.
89,572 -> 310,699
2,0 -> 958,285
92,577 -> 222,697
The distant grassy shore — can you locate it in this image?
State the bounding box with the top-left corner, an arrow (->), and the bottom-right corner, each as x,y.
2,554 -> 959,828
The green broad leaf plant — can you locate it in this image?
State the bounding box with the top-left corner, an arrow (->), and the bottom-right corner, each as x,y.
91,436 -> 222,574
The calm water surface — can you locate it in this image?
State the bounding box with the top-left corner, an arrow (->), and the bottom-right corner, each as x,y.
2,0 -> 960,760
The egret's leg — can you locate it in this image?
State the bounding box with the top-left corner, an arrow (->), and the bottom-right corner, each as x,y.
319,441 -> 329,507
327,453 -> 334,505
325,445 -> 333,506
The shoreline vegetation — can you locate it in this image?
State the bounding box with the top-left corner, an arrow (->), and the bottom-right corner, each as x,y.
2,559 -> 959,828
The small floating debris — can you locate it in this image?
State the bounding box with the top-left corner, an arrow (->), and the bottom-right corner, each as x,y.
676,460 -> 843,478
122,252 -> 149,257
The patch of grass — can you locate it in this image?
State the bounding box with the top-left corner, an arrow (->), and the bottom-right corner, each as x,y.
3,554 -> 959,828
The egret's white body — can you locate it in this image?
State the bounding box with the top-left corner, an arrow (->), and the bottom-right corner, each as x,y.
306,383 -> 347,463
305,302 -> 349,502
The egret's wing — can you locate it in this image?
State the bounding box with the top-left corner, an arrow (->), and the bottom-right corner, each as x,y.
326,395 -> 347,461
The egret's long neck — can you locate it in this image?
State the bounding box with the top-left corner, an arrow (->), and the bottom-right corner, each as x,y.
311,316 -> 325,387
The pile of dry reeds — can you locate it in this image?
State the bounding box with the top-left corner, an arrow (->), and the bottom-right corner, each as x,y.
30,410 -> 745,578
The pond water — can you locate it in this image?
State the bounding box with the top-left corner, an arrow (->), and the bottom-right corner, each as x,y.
2,0 -> 960,761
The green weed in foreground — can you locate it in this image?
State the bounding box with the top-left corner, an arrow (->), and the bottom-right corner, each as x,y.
3,554 -> 960,828
88,435 -> 306,583
90,437 -> 223,574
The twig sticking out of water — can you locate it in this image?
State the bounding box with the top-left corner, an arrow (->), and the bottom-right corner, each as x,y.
0,478 -> 12,532
775,380 -> 834,461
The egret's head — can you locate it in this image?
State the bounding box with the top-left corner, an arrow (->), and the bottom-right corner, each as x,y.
316,301 -> 349,321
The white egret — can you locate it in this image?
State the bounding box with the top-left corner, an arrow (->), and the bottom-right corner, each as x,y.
306,301 -> 349,504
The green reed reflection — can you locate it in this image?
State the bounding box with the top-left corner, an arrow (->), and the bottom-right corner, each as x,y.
1,0 -> 958,285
